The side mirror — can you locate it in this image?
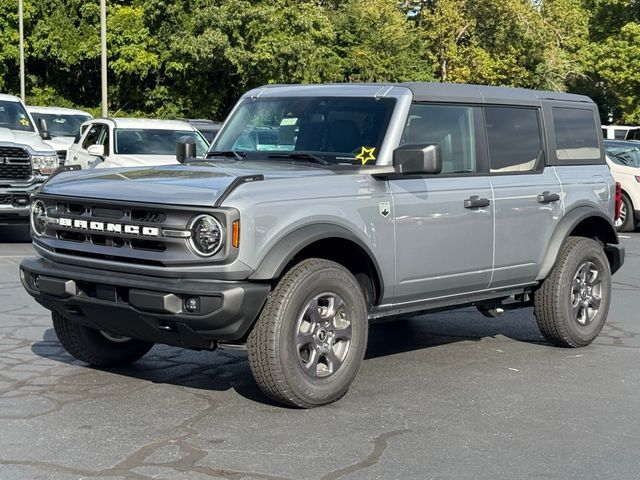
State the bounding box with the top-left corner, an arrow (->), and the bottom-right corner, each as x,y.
393,143 -> 442,175
87,144 -> 105,157
38,118 -> 51,140
176,136 -> 197,163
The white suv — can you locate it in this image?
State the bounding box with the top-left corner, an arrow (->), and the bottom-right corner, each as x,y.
604,139 -> 640,231
66,118 -> 209,169
28,106 -> 92,164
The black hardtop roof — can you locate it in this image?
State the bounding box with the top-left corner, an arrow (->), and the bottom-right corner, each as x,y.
250,82 -> 593,106
400,82 -> 592,104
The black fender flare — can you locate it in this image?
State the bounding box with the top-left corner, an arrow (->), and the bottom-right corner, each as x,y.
249,223 -> 385,299
536,206 -> 620,280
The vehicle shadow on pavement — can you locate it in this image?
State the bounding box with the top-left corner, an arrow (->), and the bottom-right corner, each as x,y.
365,309 -> 545,359
30,309 -> 545,406
0,225 -> 31,243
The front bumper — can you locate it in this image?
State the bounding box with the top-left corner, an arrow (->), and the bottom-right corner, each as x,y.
0,179 -> 44,225
20,256 -> 271,349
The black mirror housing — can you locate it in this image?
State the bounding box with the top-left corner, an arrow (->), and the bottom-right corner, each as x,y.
176,136 -> 197,163
393,143 -> 442,175
38,118 -> 51,141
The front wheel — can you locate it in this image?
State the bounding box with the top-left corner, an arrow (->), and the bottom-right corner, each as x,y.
615,194 -> 635,232
534,237 -> 612,347
247,259 -> 368,408
52,312 -> 154,367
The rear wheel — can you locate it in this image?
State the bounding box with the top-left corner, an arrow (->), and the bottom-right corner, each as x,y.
247,259 -> 368,408
534,237 -> 611,347
52,311 -> 153,367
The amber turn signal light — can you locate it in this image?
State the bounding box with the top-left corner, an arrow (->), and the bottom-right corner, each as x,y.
232,220 -> 240,248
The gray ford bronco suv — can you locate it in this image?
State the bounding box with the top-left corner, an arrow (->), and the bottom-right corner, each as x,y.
20,83 -> 624,407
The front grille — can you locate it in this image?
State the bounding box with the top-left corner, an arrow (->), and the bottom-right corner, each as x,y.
0,162 -> 31,180
34,195 -> 234,268
41,198 -> 194,266
0,146 -> 31,180
0,146 -> 29,159
0,194 -> 29,207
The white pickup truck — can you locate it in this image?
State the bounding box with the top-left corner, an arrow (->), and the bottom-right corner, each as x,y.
0,94 -> 58,226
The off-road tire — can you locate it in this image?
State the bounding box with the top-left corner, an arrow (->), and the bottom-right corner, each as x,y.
616,194 -> 634,232
52,311 -> 153,367
247,259 -> 368,408
534,236 -> 611,347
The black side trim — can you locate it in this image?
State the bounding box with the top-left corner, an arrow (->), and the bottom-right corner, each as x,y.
536,206 -> 620,280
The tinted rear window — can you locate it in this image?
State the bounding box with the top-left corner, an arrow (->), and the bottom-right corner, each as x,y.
553,108 -> 600,161
485,107 -> 542,173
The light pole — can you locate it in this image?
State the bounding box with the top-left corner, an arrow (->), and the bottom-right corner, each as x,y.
100,0 -> 107,117
18,0 -> 25,101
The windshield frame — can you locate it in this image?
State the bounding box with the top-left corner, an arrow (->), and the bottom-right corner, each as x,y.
114,128 -> 210,156
0,99 -> 35,133
210,96 -> 398,167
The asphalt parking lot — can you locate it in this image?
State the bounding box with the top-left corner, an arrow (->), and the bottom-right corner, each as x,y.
1,226 -> 639,480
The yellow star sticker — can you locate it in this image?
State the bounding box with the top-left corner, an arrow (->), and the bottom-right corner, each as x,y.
20,118 -> 30,126
355,146 -> 376,165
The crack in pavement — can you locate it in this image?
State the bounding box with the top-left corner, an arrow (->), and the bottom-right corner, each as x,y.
319,429 -> 410,480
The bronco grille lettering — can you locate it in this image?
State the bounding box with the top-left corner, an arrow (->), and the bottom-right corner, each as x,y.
57,217 -> 159,237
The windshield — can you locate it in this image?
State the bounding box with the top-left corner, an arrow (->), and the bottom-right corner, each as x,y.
606,143 -> 640,167
212,97 -> 396,166
0,100 -> 34,132
32,113 -> 91,137
114,129 -> 209,156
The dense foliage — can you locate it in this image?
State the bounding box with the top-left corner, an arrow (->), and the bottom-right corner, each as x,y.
0,0 -> 638,123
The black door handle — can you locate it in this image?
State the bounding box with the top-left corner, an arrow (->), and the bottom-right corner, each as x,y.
464,196 -> 490,209
537,191 -> 560,203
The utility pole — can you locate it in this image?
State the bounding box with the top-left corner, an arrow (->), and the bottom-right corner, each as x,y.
18,0 -> 25,102
100,0 -> 107,117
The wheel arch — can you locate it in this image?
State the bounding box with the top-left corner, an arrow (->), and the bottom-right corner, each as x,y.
537,206 -> 620,281
250,224 -> 384,306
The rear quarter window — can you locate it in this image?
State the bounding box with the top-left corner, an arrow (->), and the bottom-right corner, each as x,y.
552,107 -> 600,162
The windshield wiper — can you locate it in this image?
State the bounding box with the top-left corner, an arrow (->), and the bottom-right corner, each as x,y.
207,150 -> 246,161
267,152 -> 330,165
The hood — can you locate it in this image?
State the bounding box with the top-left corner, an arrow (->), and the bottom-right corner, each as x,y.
0,128 -> 56,153
44,136 -> 76,152
40,161 -> 334,206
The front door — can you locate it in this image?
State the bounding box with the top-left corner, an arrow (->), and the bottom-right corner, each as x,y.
69,122 -> 110,169
390,104 -> 494,303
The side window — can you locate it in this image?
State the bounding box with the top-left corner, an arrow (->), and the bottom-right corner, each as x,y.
613,129 -> 627,140
401,104 -> 476,174
485,107 -> 543,173
97,125 -> 110,153
82,124 -> 103,149
552,108 -> 600,160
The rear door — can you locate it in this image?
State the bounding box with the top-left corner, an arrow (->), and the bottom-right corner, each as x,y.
485,106 -> 563,288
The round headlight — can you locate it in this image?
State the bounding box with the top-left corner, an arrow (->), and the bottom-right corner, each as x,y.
30,200 -> 48,236
188,214 -> 224,256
